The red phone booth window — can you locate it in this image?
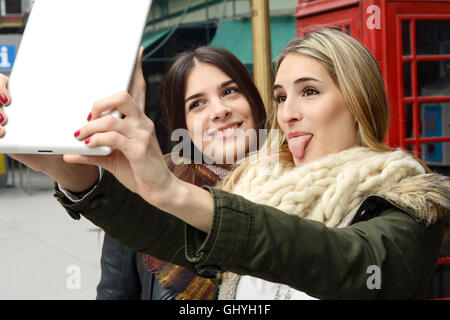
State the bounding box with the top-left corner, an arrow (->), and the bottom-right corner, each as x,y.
296,0 -> 450,299
401,18 -> 450,175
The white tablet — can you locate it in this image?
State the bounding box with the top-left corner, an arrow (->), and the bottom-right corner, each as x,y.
0,0 -> 153,155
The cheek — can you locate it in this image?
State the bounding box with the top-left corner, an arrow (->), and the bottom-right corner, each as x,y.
276,108 -> 289,136
186,111 -> 206,131
314,100 -> 356,146
314,94 -> 348,126
235,98 -> 255,124
185,115 -> 195,139
276,123 -> 287,138
186,114 -> 211,153
186,124 -> 195,143
246,113 -> 256,131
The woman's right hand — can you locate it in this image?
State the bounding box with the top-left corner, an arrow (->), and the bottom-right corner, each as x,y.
0,73 -> 99,192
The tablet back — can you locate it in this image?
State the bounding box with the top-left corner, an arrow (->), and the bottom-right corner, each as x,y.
0,0 -> 152,155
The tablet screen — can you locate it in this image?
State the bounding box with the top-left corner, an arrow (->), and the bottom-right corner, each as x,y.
1,0 -> 152,155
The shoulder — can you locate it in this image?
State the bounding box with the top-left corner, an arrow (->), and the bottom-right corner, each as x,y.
351,194 -> 446,255
373,173 -> 450,243
351,195 -> 417,224
352,194 -> 446,230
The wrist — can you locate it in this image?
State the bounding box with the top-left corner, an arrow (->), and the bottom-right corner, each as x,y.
153,176 -> 214,233
153,174 -> 188,211
42,157 -> 69,180
46,162 -> 100,193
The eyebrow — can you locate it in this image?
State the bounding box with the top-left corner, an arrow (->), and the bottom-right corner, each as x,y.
185,80 -> 236,104
219,79 -> 235,89
184,93 -> 203,104
272,77 -> 322,92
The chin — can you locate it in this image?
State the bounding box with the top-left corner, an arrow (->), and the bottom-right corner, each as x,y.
292,151 -> 314,166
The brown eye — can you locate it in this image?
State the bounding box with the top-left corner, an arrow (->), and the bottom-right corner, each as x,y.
274,94 -> 287,104
189,100 -> 206,111
223,87 -> 239,97
302,88 -> 319,97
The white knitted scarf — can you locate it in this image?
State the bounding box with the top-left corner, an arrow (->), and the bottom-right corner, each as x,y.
218,146 -> 426,300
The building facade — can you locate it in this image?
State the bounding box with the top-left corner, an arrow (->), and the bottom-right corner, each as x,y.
141,0 -> 298,152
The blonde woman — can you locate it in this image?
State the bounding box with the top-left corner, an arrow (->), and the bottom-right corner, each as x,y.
9,29 -> 450,299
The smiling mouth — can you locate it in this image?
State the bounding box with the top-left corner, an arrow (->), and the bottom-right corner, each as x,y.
208,122 -> 244,137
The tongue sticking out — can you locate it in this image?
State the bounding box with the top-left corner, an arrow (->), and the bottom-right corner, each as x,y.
288,135 -> 312,159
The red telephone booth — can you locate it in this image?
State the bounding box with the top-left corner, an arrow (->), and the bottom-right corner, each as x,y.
295,0 -> 450,299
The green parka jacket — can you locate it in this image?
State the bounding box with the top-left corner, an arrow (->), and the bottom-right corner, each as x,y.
54,170 -> 450,299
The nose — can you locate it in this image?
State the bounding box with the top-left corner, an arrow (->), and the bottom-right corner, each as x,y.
278,96 -> 302,124
209,99 -> 231,121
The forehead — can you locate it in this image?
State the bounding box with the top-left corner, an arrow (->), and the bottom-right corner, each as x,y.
274,53 -> 330,85
185,62 -> 231,95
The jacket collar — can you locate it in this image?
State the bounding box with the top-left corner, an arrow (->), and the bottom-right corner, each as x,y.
351,172 -> 450,243
351,194 -> 419,225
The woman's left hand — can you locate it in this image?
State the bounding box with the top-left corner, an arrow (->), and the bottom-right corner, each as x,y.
64,48 -> 176,207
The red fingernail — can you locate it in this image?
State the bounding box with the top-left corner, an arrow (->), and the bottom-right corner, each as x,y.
0,94 -> 8,104
87,113 -> 92,121
74,130 -> 80,138
0,113 -> 4,123
85,139 -> 90,145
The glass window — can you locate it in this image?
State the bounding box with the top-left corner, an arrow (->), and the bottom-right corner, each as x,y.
154,0 -> 168,15
405,143 -> 415,154
5,0 -> 21,14
416,20 -> 450,55
404,103 -> 414,139
421,141 -> 450,166
418,61 -> 450,97
331,26 -> 343,32
420,102 -> 450,138
422,142 -> 441,162
402,20 -> 411,56
345,25 -> 350,35
403,62 -> 412,97
419,102 -> 450,169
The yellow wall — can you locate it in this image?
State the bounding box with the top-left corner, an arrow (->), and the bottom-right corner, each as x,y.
0,154 -> 5,175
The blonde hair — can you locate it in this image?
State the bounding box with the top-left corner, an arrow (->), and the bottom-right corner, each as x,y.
220,28 -> 429,192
